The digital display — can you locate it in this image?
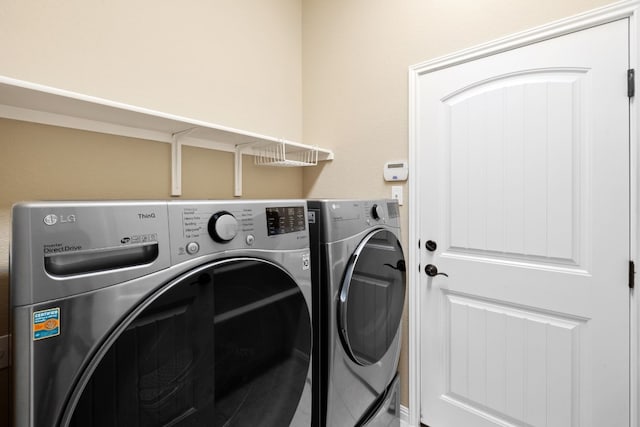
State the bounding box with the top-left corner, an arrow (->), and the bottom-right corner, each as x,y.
387,202 -> 399,218
266,206 -> 306,236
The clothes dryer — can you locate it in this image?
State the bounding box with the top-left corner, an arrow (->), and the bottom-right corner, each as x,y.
308,200 -> 405,427
11,200 -> 312,427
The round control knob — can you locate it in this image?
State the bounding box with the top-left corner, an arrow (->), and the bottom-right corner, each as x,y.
208,211 -> 238,242
371,204 -> 383,220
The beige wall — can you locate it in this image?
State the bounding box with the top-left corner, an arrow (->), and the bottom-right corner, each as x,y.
301,0 -> 614,409
0,0 -> 303,141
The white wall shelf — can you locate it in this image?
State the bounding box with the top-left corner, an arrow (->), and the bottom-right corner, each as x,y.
0,76 -> 334,196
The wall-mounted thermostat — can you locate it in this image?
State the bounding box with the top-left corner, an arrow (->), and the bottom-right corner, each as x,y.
384,161 -> 408,181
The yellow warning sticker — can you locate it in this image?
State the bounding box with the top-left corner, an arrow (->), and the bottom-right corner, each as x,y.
33,308 -> 60,341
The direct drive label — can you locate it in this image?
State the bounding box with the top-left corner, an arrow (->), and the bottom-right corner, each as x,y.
43,243 -> 83,255
33,308 -> 60,341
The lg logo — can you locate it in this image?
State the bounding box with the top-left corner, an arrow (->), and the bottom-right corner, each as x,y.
43,214 -> 77,226
43,214 -> 57,226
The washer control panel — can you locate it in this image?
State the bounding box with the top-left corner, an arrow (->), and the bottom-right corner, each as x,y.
11,200 -> 310,304
168,200 -> 309,264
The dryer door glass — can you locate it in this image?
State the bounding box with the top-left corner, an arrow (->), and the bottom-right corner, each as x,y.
66,258 -> 311,427
339,229 -> 406,365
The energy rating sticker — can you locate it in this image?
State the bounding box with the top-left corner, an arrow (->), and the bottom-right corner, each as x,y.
33,308 -> 60,341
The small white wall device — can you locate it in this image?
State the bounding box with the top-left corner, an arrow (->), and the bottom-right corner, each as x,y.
383,161 -> 408,182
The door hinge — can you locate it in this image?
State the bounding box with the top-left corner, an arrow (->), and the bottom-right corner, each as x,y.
628,69 -> 635,98
630,260 -> 635,289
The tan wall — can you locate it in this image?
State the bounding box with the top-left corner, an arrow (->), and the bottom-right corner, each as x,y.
0,0 -> 302,141
301,0 -> 614,409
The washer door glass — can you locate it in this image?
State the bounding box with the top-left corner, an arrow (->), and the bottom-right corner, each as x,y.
338,229 -> 406,366
67,258 -> 311,427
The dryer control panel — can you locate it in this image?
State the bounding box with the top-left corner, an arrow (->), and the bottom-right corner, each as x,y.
307,199 -> 401,244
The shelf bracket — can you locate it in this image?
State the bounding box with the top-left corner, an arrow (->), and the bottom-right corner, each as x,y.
234,142 -> 255,197
234,146 -> 243,197
171,127 -> 197,196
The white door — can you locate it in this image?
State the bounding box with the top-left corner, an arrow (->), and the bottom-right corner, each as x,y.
418,19 -> 630,427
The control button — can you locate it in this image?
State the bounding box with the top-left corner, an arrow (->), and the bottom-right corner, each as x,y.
208,211 -> 239,242
371,204 -> 383,220
186,242 -> 200,255
246,234 -> 255,246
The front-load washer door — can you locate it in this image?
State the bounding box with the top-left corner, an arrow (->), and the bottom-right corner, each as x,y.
338,229 -> 406,366
62,258 -> 311,427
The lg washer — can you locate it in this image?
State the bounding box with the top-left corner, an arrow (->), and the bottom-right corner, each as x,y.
308,200 -> 405,427
11,200 -> 313,427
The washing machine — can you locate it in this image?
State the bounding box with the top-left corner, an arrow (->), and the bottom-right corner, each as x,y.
307,200 -> 405,427
11,200 -> 313,427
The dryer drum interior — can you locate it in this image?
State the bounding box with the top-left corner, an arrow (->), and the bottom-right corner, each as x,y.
65,258 -> 311,427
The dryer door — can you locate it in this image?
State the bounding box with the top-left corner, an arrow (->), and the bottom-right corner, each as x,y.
62,258 -> 311,427
338,229 -> 406,366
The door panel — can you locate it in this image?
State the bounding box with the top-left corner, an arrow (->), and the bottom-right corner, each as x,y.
447,70 -> 586,266
445,292 -> 583,426
419,19 -> 629,427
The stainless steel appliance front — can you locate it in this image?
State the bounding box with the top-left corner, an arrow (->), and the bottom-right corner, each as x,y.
308,199 -> 405,427
11,200 -> 312,427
